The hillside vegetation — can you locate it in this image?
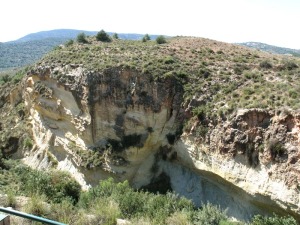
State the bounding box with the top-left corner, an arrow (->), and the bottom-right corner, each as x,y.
39,35 -> 300,121
239,42 -> 300,57
0,29 -> 160,70
0,159 -> 296,224
0,38 -> 67,70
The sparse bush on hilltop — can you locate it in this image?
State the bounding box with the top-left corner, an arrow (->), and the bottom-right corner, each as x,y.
156,35 -> 167,44
76,32 -> 88,44
112,33 -> 119,39
65,39 -> 74,47
96,29 -> 112,42
142,34 -> 151,42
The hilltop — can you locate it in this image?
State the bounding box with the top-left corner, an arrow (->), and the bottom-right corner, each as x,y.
0,29 -> 160,70
40,35 -> 300,113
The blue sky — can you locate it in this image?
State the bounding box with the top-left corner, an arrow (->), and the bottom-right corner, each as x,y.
1,0 -> 300,49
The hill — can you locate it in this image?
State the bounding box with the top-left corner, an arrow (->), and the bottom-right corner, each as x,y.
0,29 -> 160,70
1,35 -> 300,223
239,42 -> 300,57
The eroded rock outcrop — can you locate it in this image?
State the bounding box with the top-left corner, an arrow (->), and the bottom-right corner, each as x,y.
18,64 -> 300,221
23,65 -> 183,189
173,108 -> 300,220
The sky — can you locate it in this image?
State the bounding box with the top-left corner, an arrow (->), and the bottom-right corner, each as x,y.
1,0 -> 300,49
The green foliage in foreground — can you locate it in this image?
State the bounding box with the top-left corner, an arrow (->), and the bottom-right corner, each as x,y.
79,178 -> 194,223
0,159 -> 81,204
0,158 -> 297,224
251,213 -> 297,225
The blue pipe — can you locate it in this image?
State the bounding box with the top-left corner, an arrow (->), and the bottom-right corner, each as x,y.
0,207 -> 67,225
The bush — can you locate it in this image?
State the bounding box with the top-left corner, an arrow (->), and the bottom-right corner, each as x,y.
0,74 -> 11,84
192,203 -> 228,225
156,35 -> 167,44
20,169 -> 81,203
251,213 -> 297,225
267,139 -> 287,162
23,137 -> 33,149
49,199 -> 78,224
4,190 -> 17,208
142,34 -> 151,42
65,39 -> 74,47
78,178 -> 194,223
283,61 -> 298,71
112,33 -> 119,39
259,60 -> 273,69
76,32 -> 88,44
92,198 -> 121,225
96,29 -> 112,42
166,210 -> 192,225
25,194 -> 49,216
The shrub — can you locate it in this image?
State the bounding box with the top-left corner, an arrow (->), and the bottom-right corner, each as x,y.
142,34 -> 151,42
259,60 -> 273,69
267,139 -> 287,162
23,137 -> 33,149
50,171 -> 81,203
79,178 -> 194,223
12,70 -> 25,83
112,33 -> 119,39
192,105 -> 208,121
156,35 -> 167,44
92,198 -> 121,225
251,213 -> 297,225
166,210 -> 191,225
283,61 -> 298,71
65,39 -> 74,47
76,32 -> 88,44
96,29 -> 112,42
20,169 -> 81,203
0,74 -> 11,84
4,190 -> 17,208
288,90 -> 298,99
49,199 -> 77,224
192,203 -> 228,225
25,194 -> 49,216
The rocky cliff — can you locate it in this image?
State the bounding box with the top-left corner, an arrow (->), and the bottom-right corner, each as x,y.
2,36 -> 300,221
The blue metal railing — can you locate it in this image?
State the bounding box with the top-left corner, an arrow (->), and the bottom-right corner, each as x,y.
0,207 -> 67,225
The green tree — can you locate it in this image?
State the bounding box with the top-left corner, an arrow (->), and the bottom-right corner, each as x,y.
96,29 -> 112,42
76,33 -> 88,44
142,34 -> 151,42
156,35 -> 167,44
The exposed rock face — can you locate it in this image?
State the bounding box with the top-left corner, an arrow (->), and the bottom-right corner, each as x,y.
18,64 -> 300,221
173,108 -> 300,220
23,65 -> 183,189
